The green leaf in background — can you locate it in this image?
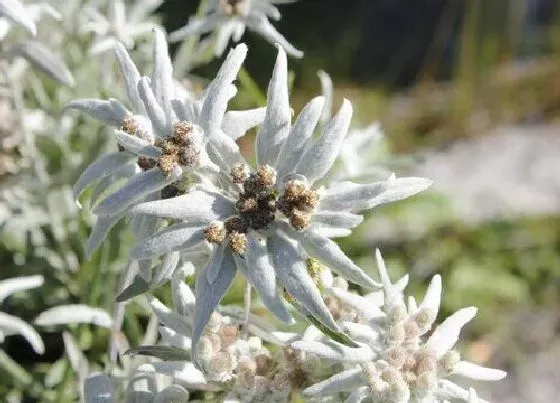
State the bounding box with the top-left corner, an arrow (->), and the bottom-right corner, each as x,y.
116,275 -> 151,302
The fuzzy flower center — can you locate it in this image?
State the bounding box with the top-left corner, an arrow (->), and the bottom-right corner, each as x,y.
154,121 -> 201,177
203,164 -> 319,255
120,115 -> 156,171
220,0 -> 250,16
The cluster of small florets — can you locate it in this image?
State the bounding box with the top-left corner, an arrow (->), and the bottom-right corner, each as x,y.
155,121 -> 201,176
277,179 -> 319,230
323,276 -> 361,322
363,303 -> 461,402
220,0 -> 250,16
203,164 -> 278,255
120,115 -> 156,170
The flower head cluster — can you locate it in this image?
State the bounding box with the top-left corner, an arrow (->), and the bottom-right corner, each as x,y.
169,0 -> 303,58
293,251 -> 507,402
128,45 -> 431,365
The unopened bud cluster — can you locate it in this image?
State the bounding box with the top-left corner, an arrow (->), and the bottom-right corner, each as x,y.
361,303 -> 461,402
120,115 -> 156,170
277,179 -> 318,231
154,121 -> 201,176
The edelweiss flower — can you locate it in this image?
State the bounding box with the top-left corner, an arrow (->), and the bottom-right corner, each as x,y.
112,268 -> 327,402
81,0 -> 162,54
169,0 -> 303,58
67,31 -> 263,257
129,47 -> 431,363
0,275 -> 44,354
292,250 -> 506,403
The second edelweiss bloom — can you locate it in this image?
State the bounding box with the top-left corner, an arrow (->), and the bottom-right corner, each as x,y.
129,46 -> 432,366
292,251 -> 507,403
169,0 -> 303,58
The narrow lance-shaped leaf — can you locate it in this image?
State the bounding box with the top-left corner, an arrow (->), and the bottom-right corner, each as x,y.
11,41 -> 75,86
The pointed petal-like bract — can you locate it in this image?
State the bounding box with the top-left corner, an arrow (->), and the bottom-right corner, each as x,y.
375,249 -> 405,309
151,29 -> 174,122
113,130 -> 162,159
149,297 -> 191,336
130,190 -> 234,222
64,99 -> 129,126
291,340 -> 375,363
221,107 -> 266,140
330,288 -> 384,321
73,152 -> 134,199
86,213 -> 124,257
297,230 -> 379,288
138,77 -> 167,135
296,99 -> 352,183
130,223 -> 205,259
247,14 -> 303,58
275,96 -> 325,178
344,386 -> 370,403
425,307 -> 478,359
84,372 -> 114,403
94,167 -> 179,217
0,275 -> 44,303
114,42 -> 145,114
35,305 -> 112,328
417,274 -> 442,323
453,361 -> 507,381
12,41 -> 75,86
236,236 -> 293,323
154,251 -> 181,286
0,312 -> 44,354
256,46 -> 290,166
199,44 -> 247,136
317,70 -> 333,124
136,362 -> 210,390
269,233 -> 338,331
303,368 -> 364,397
320,177 -> 433,213
0,0 -> 37,36
192,249 -> 237,364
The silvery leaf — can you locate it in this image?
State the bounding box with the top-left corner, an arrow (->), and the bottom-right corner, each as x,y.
114,42 -> 145,114
199,43 -> 247,135
64,99 -> 129,126
151,29 -> 175,122
275,96 -> 325,178
0,0 -> 36,36
138,77 -> 167,135
320,176 -> 432,213
114,130 -> 162,159
86,213 -> 125,257
295,99 -> 352,183
34,305 -> 112,328
269,233 -> 338,332
12,41 -> 74,86
94,167 -> 180,217
91,164 -> 138,206
221,107 -> 266,140
131,190 -> 233,222
235,236 -> 293,324
154,251 -> 181,286
84,372 -> 114,403
345,386 -> 371,403
295,229 -> 379,288
116,275 -> 151,302
0,275 -> 43,303
125,345 -> 190,361
247,14 -> 303,59
159,326 -> 191,351
149,297 -> 191,336
291,340 -> 375,363
256,46 -> 290,166
453,361 -> 507,381
136,362 -> 215,391
425,307 -> 478,359
206,129 -> 245,171
192,249 -> 237,364
131,223 -> 204,259
73,152 -> 134,199
303,368 -> 364,397
0,312 -> 44,354
311,211 -> 363,232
